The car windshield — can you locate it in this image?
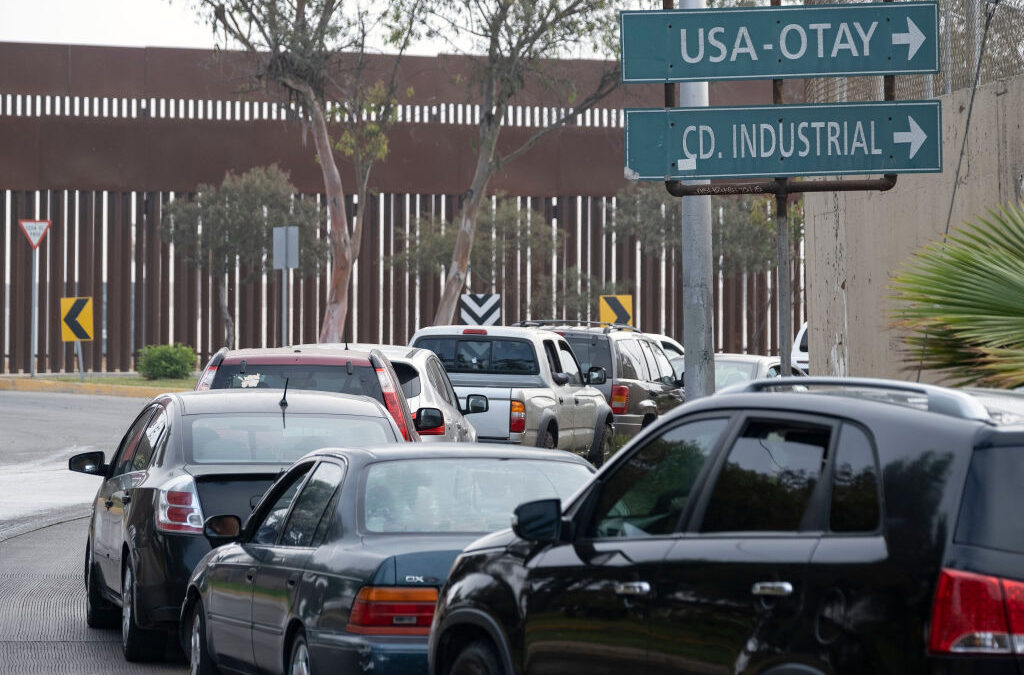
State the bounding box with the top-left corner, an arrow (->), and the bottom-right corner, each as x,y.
714,360 -> 759,388
211,363 -> 384,404
185,413 -> 396,464
415,337 -> 539,375
362,458 -> 592,533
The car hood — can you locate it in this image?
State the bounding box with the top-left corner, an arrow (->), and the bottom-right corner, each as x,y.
460,527 -> 518,554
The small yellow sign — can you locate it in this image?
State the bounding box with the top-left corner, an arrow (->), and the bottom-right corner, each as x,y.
60,297 -> 94,342
599,295 -> 634,326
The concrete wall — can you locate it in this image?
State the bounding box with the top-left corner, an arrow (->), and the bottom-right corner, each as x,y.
804,75 -> 1024,381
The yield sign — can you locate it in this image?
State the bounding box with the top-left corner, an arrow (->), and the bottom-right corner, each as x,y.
60,297 -> 94,342
18,219 -> 51,249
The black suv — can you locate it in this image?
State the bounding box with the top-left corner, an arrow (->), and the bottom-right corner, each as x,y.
519,321 -> 685,438
430,378 -> 1024,675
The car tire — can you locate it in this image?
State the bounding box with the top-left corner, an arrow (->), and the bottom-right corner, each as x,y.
188,599 -> 219,675
85,543 -> 118,629
121,563 -> 164,662
287,630 -> 311,675
538,427 -> 556,449
588,421 -> 613,468
449,640 -> 502,675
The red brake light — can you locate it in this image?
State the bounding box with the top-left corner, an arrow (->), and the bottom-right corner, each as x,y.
196,365 -> 217,391
346,586 -> 438,635
509,400 -> 526,434
611,385 -> 629,415
929,568 -> 1014,654
376,367 -> 411,441
462,328 -> 487,335
156,475 -> 205,534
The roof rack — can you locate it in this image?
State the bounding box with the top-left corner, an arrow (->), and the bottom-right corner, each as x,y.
724,376 -> 992,423
511,319 -> 639,334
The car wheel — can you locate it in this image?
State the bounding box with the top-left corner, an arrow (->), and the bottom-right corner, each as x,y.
287,630 -> 311,675
85,543 -> 118,629
538,427 -> 556,449
449,640 -> 501,675
588,421 -> 614,468
188,599 -> 219,675
121,563 -> 164,662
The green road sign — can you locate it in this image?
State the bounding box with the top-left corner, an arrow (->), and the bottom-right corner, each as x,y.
625,101 -> 942,181
620,2 -> 939,83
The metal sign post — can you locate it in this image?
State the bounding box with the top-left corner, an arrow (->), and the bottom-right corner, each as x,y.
273,226 -> 300,346
18,220 -> 51,377
60,296 -> 94,382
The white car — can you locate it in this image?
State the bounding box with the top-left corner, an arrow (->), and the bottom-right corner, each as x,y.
792,321 -> 809,373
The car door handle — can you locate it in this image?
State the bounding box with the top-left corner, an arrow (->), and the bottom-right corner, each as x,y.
558,397 -> 564,403
287,576 -> 298,588
614,581 -> 651,597
104,499 -> 114,509
121,495 -> 131,506
752,581 -> 793,597
245,568 -> 256,583
573,397 -> 580,405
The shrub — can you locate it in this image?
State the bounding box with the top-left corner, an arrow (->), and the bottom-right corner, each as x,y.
137,343 -> 197,380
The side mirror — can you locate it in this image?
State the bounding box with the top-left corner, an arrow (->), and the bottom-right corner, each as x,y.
463,394 -> 489,415
586,366 -> 607,386
69,451 -> 107,476
414,407 -> 445,432
552,372 -> 570,386
203,514 -> 242,547
511,498 -> 562,543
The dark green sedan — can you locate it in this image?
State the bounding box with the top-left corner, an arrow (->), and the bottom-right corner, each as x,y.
181,444 -> 594,675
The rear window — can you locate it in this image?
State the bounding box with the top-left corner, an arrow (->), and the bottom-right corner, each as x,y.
414,337 -> 538,375
186,413 -> 396,464
565,335 -> 612,375
362,458 -> 592,533
955,446 -> 1024,554
211,363 -> 383,404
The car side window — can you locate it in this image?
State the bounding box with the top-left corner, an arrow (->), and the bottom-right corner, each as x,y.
767,365 -> 782,378
111,408 -> 157,477
131,408 -> 167,472
700,418 -> 831,533
587,418 -> 729,538
280,462 -> 346,547
251,464 -> 314,545
619,340 -> 651,380
436,361 -> 460,407
829,424 -> 881,533
557,342 -> 583,386
543,340 -> 562,377
428,360 -> 453,405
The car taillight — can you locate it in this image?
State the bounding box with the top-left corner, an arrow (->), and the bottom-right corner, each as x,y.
929,568 -> 1024,654
196,366 -> 217,391
376,367 -> 411,441
155,475 -> 205,534
346,586 -> 438,635
509,400 -> 526,434
611,385 -> 629,415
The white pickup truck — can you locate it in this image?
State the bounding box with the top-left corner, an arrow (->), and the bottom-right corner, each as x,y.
410,325 -> 615,465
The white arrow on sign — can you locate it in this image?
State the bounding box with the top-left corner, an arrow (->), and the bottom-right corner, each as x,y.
893,116 -> 927,159
892,18 -> 926,60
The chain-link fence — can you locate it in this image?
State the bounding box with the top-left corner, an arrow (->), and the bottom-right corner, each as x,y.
803,0 -> 1024,103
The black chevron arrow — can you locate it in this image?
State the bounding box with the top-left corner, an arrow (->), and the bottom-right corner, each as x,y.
604,296 -> 631,324
63,298 -> 91,340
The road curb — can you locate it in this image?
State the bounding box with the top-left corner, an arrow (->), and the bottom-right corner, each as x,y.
0,376 -> 167,399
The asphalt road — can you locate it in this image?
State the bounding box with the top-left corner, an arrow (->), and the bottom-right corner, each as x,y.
0,391 -> 147,541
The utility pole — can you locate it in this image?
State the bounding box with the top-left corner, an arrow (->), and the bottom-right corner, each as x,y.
773,0 -> 792,375
676,0 -> 715,400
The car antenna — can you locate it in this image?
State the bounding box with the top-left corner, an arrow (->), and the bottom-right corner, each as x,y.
280,377 -> 289,427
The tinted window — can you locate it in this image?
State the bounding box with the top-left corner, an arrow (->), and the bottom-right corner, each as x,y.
281,462 -> 345,547
417,337 -> 539,375
131,408 -> 167,472
829,424 -> 880,532
186,413 -> 396,464
252,465 -> 312,545
955,446 -> 1024,554
799,328 -> 808,352
618,340 -> 650,380
558,343 -> 583,385
431,361 -> 456,405
640,339 -> 675,384
211,363 -> 383,404
542,340 -> 562,377
589,418 -> 728,538
363,458 -> 592,533
701,419 -> 829,532
565,335 -> 612,375
392,362 -> 421,399
113,409 -> 157,476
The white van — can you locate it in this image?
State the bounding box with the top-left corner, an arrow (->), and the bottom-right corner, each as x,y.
792,321 -> 809,373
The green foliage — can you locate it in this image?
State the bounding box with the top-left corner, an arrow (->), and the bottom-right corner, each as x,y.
137,343 -> 197,380
891,202 -> 1024,387
163,165 -> 329,279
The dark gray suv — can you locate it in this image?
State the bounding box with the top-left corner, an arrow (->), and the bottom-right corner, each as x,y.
519,322 -> 685,439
